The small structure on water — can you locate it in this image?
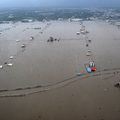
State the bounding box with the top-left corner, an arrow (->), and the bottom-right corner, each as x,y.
47,37 -> 54,42
89,62 -> 95,67
30,37 -> 34,40
21,44 -> 26,48
114,80 -> 120,87
87,53 -> 91,56
47,37 -> 58,42
77,32 -> 80,35
87,68 -> 91,73
91,67 -> 96,71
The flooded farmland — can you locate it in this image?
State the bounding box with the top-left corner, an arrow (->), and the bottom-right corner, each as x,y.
0,20 -> 120,120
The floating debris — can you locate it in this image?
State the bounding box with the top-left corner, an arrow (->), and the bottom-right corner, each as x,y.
114,72 -> 118,74
114,83 -> 120,87
88,40 -> 91,42
80,30 -> 85,34
34,27 -> 41,29
10,56 -> 13,59
85,31 -> 89,34
86,44 -> 89,47
104,88 -> 108,91
4,62 -> 7,64
16,39 -> 20,42
114,80 -> 120,87
7,64 -> 13,67
0,65 -> 3,69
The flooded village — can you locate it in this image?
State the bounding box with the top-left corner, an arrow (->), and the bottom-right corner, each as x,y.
0,7 -> 120,120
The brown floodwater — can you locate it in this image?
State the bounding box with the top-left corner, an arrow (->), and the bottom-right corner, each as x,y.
0,20 -> 120,120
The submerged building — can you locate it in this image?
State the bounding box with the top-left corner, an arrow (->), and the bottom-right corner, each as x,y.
68,18 -> 83,22
21,19 -> 34,23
